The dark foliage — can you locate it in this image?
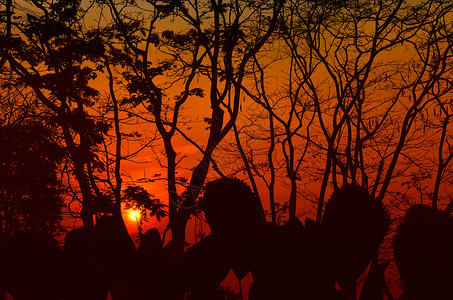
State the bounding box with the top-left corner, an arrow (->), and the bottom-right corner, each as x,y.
0,232 -> 63,300
201,177 -> 266,238
394,205 -> 453,299
123,185 -> 168,222
131,229 -> 166,300
0,121 -> 65,239
250,219 -> 334,300
179,235 -> 230,299
1,177 -> 443,300
62,227 -> 109,300
201,177 -> 266,280
93,215 -> 137,282
323,184 -> 390,290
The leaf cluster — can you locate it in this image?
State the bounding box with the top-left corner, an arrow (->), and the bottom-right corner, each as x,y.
0,121 -> 65,239
122,185 -> 168,222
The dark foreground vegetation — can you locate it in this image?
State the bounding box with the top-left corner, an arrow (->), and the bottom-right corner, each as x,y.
1,178 -> 452,300
2,0 -> 453,299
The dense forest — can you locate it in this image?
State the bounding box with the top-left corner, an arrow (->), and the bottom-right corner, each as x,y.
1,0 -> 453,299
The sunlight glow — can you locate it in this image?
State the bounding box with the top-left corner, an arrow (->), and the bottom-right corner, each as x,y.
127,208 -> 141,221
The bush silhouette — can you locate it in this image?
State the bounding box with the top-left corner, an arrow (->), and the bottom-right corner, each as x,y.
201,178 -> 392,299
358,260 -> 390,300
250,219 -> 335,300
179,235 -> 231,300
201,177 -> 266,280
0,179 -> 403,300
130,228 -> 166,300
61,216 -> 138,300
0,232 -> 63,300
62,227 -> 109,300
323,184 -> 390,291
202,177 -> 265,238
394,204 -> 453,299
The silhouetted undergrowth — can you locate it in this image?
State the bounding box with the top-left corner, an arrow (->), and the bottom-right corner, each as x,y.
1,178 -> 450,299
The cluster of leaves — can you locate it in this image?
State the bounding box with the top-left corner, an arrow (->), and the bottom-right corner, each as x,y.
122,185 -> 168,237
0,121 -> 65,239
123,185 -> 168,220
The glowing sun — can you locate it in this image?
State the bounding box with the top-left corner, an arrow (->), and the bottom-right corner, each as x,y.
127,209 -> 141,221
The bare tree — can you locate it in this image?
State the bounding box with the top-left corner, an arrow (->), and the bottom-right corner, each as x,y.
101,0 -> 284,259
277,0 -> 453,223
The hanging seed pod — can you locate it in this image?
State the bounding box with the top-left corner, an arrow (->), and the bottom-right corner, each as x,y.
323,184 -> 390,291
394,205 -> 453,299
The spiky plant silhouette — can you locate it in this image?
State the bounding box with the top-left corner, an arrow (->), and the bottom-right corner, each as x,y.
202,177 -> 265,238
175,177 -> 264,298
394,204 -> 453,299
201,177 -> 266,280
323,184 -> 390,292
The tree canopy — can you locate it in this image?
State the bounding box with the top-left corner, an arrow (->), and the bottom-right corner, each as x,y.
2,0 -> 453,297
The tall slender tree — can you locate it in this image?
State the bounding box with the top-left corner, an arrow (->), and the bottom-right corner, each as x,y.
102,0 -> 285,259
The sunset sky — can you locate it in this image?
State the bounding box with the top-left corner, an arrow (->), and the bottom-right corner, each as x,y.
2,0 -> 453,299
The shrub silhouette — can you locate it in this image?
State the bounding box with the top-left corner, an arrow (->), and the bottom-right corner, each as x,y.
250,219 -> 335,300
394,204 -> 453,299
94,216 -> 137,275
201,178 -> 391,299
62,216 -> 138,300
202,177 -> 265,238
359,260 -> 389,300
93,215 -> 138,299
62,227 -> 109,300
0,232 -> 63,300
130,228 -> 166,300
250,220 -> 306,300
178,235 -> 231,300
0,179 -> 401,300
323,184 -> 390,291
201,177 -> 266,280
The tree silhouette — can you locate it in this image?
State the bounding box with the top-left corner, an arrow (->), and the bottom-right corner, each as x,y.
100,0 -> 285,261
0,120 -> 65,239
3,0 -> 453,298
0,0 -> 125,228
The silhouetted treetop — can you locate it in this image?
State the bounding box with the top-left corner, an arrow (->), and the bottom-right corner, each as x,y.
0,121 -> 65,239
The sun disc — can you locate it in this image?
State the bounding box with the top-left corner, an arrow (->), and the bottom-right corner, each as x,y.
128,209 -> 140,221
